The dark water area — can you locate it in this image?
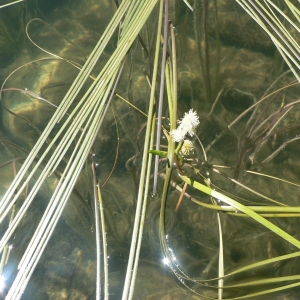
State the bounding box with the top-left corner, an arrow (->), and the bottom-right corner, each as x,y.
0,0 -> 300,299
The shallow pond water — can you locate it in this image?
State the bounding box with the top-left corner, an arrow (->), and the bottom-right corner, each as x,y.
1,0 -> 300,299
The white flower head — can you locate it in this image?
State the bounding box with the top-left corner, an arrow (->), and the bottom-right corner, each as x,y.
178,109 -> 200,129
170,127 -> 185,142
170,109 -> 200,142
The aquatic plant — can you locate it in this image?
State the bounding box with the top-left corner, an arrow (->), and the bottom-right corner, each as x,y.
0,0 -> 300,299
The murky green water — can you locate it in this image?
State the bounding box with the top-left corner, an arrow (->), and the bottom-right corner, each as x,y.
1,0 -> 300,299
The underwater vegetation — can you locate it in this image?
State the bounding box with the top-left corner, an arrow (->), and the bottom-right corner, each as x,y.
0,0 -> 300,299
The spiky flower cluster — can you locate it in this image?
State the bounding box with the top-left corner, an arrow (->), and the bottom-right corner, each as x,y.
180,139 -> 194,156
170,109 -> 200,142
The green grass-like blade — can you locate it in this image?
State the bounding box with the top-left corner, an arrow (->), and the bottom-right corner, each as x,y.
180,175 -> 300,249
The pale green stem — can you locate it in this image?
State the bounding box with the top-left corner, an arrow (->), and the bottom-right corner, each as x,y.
98,186 -> 109,300
128,112 -> 156,300
0,0 -> 24,9
121,1 -> 162,298
180,175 -> 300,249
